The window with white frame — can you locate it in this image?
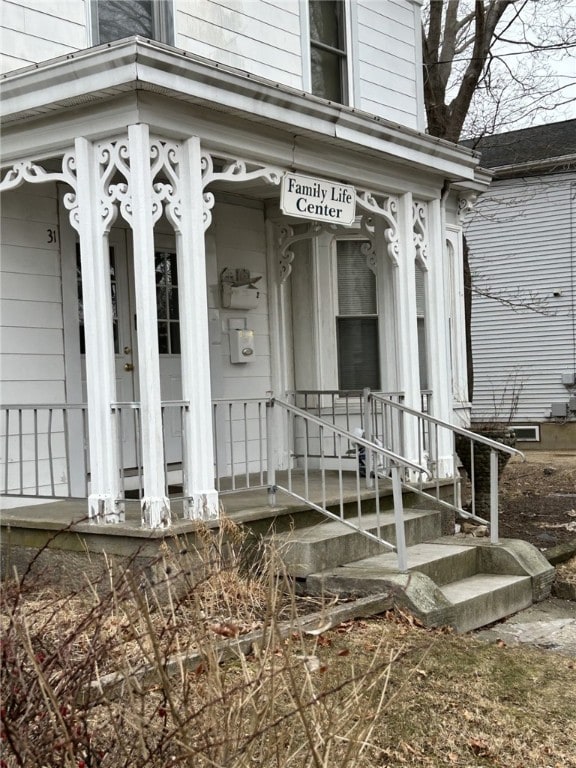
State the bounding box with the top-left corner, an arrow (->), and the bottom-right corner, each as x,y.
91,0 -> 173,45
308,0 -> 348,103
415,262 -> 428,389
336,240 -> 380,390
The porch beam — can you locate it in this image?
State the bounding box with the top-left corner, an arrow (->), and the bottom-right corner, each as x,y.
176,137 -> 219,520
128,124 -> 171,527
74,138 -> 124,523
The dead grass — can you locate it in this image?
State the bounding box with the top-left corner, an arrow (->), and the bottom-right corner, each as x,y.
2,519 -> 576,767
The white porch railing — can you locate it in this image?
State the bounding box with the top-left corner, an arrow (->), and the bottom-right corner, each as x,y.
212,398 -> 269,493
0,404 -> 88,498
1,393 -> 523,558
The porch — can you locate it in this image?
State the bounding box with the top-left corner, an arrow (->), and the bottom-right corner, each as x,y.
2,389 -> 519,567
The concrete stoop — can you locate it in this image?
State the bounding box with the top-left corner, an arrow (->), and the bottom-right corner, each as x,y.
272,509 -> 555,633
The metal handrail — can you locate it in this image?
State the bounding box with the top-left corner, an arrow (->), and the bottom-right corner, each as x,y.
273,398 -> 430,477
269,398 -> 432,571
369,391 -> 524,543
371,392 -> 525,459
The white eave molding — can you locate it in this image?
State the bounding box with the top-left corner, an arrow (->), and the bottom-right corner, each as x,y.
0,37 -> 480,182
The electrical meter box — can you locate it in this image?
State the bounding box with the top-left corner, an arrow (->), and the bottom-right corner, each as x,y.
230,329 -> 255,363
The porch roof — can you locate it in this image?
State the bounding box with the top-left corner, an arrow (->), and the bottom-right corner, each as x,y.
0,37 -> 483,186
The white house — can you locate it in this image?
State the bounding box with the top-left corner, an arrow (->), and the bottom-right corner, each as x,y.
464,120 -> 576,450
0,0 -> 488,527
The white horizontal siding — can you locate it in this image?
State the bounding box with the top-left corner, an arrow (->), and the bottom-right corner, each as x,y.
0,0 -> 87,74
176,0 -> 302,87
356,0 -> 419,127
465,173 -> 576,422
211,200 -> 271,400
0,183 -> 66,408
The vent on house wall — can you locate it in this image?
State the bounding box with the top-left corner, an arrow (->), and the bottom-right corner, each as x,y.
513,425 -> 540,442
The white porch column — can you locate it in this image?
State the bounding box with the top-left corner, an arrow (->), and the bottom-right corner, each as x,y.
128,124 -> 171,527
394,192 -> 423,473
427,198 -> 455,476
74,138 -> 123,523
446,225 -> 471,427
176,136 -> 219,519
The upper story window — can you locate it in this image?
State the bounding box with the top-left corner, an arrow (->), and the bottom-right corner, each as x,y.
309,0 -> 347,103
92,0 -> 173,46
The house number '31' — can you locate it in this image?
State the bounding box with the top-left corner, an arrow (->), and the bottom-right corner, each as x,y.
47,228 -> 58,244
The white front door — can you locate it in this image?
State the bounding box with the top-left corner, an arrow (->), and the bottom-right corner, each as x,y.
78,230 -> 184,472
154,239 -> 183,465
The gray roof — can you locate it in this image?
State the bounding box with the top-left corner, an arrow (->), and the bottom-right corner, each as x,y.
463,119 -> 576,172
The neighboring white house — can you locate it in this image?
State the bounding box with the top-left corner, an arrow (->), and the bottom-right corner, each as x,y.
0,0 -> 488,526
464,120 -> 576,450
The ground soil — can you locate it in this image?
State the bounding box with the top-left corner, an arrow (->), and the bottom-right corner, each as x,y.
497,450 -> 576,550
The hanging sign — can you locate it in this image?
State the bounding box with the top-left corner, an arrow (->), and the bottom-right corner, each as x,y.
280,173 -> 356,226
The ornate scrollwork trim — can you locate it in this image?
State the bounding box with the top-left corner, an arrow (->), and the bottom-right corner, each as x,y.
201,152 -> 283,231
458,193 -> 477,222
0,155 -> 77,193
413,200 -> 429,267
356,190 -> 399,264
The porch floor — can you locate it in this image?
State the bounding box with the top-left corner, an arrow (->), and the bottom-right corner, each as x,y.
0,470 -> 401,539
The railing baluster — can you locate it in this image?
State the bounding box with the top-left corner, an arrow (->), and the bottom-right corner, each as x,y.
180,404 -> 186,496
135,406 -> 143,500
47,408 -> 55,496
304,418 -> 309,500
258,401 -> 264,486
34,408 -> 39,495
83,406 -> 89,497
213,402 -> 220,492
4,409 -> 9,494
63,408 -> 71,497
337,433 -> 344,521
18,408 -> 23,494
244,401 -> 249,487
320,423 -> 326,510
117,407 -> 125,498
229,402 -> 235,490
266,398 -> 276,506
162,405 -> 169,496
490,450 -> 499,544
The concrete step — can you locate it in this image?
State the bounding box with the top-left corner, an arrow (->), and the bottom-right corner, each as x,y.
439,574 -> 533,633
272,508 -> 442,577
315,542 -> 479,586
303,537 -> 554,632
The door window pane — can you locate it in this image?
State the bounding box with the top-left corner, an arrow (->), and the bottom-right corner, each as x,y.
155,252 -> 180,354
76,244 -> 119,355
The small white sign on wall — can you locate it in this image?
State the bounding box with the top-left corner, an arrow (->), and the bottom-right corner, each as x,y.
280,173 -> 356,226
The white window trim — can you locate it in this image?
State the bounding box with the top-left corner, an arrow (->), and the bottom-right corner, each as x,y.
313,232 -> 379,393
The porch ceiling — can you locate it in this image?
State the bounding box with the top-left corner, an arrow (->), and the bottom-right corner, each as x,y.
0,38 -> 483,187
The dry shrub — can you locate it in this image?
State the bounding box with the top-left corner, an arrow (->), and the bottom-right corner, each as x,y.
0,519 -> 394,767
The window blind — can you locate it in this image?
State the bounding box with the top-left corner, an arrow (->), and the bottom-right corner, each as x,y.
337,241 -> 376,315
